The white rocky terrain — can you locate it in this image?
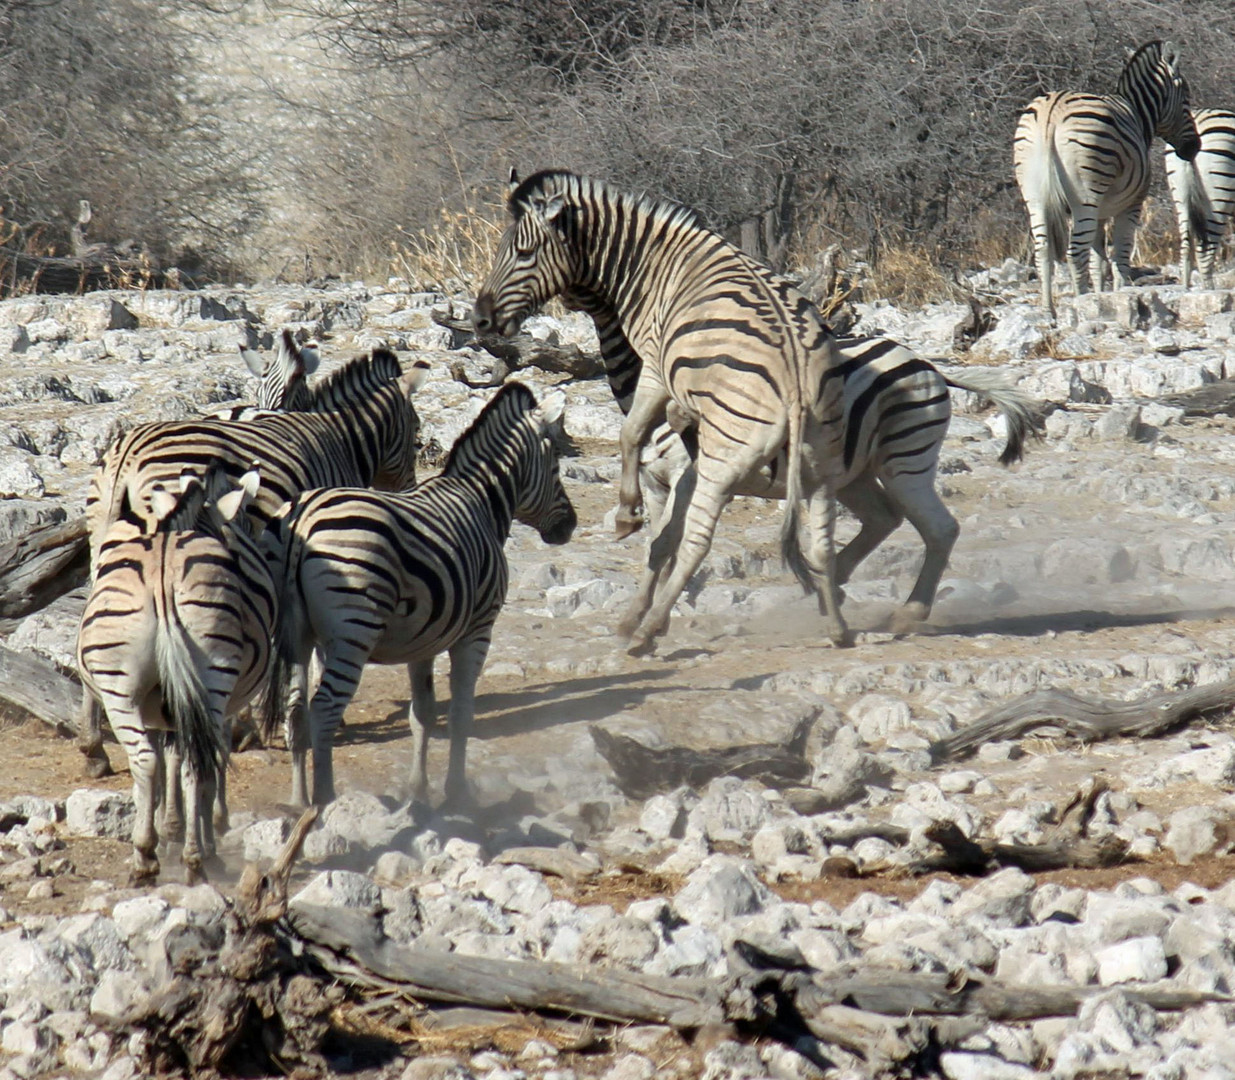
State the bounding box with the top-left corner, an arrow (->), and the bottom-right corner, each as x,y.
1,266 -> 1235,1078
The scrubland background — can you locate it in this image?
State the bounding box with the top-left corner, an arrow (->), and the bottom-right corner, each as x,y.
4,0 -> 1235,291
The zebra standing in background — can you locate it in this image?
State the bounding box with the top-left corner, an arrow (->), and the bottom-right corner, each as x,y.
473,170 -> 1038,656
577,297 -> 1040,634
266,382 -> 575,808
1166,108 -> 1235,290
210,328 -> 320,419
1014,40 -> 1200,318
77,464 -> 275,884
77,350 -> 430,778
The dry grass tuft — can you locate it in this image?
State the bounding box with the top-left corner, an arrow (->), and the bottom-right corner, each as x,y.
866,239 -> 972,307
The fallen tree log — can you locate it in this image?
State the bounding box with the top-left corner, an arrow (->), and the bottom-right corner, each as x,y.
433,308 -> 605,384
0,641 -> 80,733
0,245 -> 164,297
0,514 -> 88,619
929,678 -> 1235,764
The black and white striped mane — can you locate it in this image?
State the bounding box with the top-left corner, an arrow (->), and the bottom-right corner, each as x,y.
307,348 -> 403,411
508,170 -> 706,234
443,382 -> 538,475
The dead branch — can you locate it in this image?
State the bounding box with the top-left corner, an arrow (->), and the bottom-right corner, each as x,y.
0,514 -> 88,619
929,680 -> 1235,764
433,308 -> 605,383
0,246 -> 165,297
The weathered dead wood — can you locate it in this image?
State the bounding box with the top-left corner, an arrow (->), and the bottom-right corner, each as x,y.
0,641 -> 80,732
289,904 -> 724,1028
930,679 -> 1235,764
0,245 -> 164,297
590,716 -> 815,800
433,308 -> 605,384
1160,377 -> 1235,417
0,514 -> 88,618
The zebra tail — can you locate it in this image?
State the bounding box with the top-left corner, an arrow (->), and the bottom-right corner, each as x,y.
779,396 -> 813,594
1182,167 -> 1211,250
1043,150 -> 1071,266
264,514 -> 304,746
154,617 -> 224,788
944,371 -> 1045,467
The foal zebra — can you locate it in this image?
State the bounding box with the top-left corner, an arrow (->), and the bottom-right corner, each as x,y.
77,465 -> 275,884
267,382 -> 576,807
78,349 -> 429,776
1014,40 -> 1200,317
474,170 -> 1037,654
1166,108 -> 1235,290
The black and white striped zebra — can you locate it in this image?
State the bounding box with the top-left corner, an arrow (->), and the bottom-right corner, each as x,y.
77,464 -> 275,884
1014,40 -> 1200,318
473,170 -> 1038,655
266,382 -> 575,807
1166,107 -> 1235,290
210,328 -> 320,420
78,349 -> 430,777
579,297 -> 1038,637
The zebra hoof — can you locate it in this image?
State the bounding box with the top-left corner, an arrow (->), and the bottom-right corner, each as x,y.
887,603 -> 929,636
80,745 -> 114,780
626,633 -> 658,658
128,856 -> 159,887
614,511 -> 644,540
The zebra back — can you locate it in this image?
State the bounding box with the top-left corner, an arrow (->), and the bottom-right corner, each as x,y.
87,350 -> 430,568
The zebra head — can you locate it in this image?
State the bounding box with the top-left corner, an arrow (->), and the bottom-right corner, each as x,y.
1120,40 -> 1200,161
243,328 -> 319,412
518,387 -> 577,546
473,169 -> 578,337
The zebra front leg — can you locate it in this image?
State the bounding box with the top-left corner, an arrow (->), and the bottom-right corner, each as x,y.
406,659 -> 436,804
615,387 -> 670,539
805,488 -> 853,648
442,637 -> 490,809
616,462 -> 692,641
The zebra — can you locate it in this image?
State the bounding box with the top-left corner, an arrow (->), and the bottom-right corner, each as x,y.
578,297 -> 1039,639
1013,40 -> 1200,318
77,464 -> 275,884
266,382 -> 576,807
77,349 -> 430,777
473,170 -> 1039,655
209,328 -> 320,420
1166,108 -> 1235,290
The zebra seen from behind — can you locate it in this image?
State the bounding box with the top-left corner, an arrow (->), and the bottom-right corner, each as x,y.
473,170 -> 1038,656
78,349 -> 430,778
266,382 -> 576,808
77,463 -> 275,884
580,299 -> 1040,638
1166,108 -> 1235,290
1014,40 -> 1200,318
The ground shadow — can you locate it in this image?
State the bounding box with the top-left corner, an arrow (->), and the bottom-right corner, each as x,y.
925,604 -> 1235,639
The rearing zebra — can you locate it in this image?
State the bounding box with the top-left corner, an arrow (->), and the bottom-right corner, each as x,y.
266,382 -> 576,807
571,287 -> 1038,642
1166,108 -> 1235,290
1014,40 -> 1200,317
473,170 -> 1038,655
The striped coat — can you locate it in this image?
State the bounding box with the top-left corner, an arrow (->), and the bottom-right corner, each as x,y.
1013,40 -> 1199,317
267,383 -> 576,807
77,466 -> 274,883
1166,108 -> 1235,290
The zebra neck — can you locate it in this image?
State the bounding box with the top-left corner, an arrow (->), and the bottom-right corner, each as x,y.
442,447 -> 520,535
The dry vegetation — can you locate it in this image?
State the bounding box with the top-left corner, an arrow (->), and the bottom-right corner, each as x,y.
4,0 -> 1235,294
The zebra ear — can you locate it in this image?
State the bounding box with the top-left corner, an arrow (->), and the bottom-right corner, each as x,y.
534,389 -> 567,432
216,467 -> 261,522
240,342 -> 263,376
508,167 -> 520,195
150,484 -> 178,522
399,358 -> 431,397
300,339 -> 322,375
1160,40 -> 1182,73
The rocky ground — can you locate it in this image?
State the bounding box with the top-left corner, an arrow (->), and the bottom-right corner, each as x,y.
2,265 -> 1235,1077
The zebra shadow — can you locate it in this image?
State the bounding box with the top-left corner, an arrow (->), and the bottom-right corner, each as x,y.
921,604 -> 1235,639
359,667 -> 693,745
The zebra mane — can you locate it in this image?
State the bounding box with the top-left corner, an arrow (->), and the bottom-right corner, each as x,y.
443,382 -> 538,474
509,170 -> 706,233
306,348 -> 403,411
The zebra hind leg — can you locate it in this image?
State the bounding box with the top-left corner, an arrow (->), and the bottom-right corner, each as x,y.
616,463 -> 692,642
406,659 -> 436,804
881,469 -> 959,634
804,488 -> 853,648
834,475 -> 904,589
110,705 -> 162,884
78,691 -> 113,779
